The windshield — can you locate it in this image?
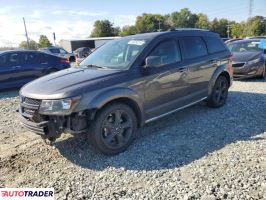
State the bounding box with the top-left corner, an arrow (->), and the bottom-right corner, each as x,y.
79,38 -> 148,69
227,41 -> 263,53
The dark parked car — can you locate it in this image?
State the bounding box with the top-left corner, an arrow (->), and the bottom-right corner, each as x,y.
227,39 -> 266,79
39,47 -> 75,62
74,47 -> 92,65
0,50 -> 70,90
18,29 -> 233,155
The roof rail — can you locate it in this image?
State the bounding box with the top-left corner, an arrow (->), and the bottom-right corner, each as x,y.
168,28 -> 210,32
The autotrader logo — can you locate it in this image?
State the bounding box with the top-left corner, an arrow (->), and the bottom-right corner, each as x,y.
0,188 -> 54,200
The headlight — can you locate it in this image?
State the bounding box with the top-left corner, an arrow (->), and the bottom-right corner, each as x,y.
39,97 -> 80,115
247,57 -> 261,65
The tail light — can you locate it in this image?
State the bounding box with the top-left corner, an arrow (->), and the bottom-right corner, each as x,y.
227,54 -> 234,76
60,58 -> 69,63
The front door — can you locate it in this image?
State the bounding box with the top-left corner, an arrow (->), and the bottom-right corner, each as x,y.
143,39 -> 190,120
0,52 -> 26,89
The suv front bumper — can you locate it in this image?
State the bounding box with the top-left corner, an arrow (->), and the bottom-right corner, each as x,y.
18,96 -> 88,139
18,113 -> 49,136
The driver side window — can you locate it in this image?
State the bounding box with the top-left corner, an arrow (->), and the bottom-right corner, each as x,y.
149,40 -> 181,67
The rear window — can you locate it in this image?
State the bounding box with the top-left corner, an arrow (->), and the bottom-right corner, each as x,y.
180,37 -> 208,59
50,49 -> 60,54
204,36 -> 226,53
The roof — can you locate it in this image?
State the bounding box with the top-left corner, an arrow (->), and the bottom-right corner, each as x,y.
229,38 -> 260,44
60,29 -> 214,42
123,28 -> 216,40
60,36 -> 121,42
0,49 -> 39,53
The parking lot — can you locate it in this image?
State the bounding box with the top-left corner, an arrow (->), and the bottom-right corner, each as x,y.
0,79 -> 265,199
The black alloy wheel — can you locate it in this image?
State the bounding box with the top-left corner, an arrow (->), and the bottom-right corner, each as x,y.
89,103 -> 137,155
208,76 -> 229,108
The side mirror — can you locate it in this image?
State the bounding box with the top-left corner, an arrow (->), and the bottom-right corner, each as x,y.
144,56 -> 161,68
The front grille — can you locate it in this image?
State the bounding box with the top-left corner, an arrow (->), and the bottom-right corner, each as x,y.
24,97 -> 41,106
232,63 -> 245,68
20,96 -> 42,121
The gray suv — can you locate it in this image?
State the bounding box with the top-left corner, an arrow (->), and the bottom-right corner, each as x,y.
18,29 -> 233,155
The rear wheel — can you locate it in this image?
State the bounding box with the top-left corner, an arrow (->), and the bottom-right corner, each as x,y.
207,76 -> 229,108
88,103 -> 137,155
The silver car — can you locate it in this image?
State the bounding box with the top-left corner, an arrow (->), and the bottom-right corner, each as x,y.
39,47 -> 75,62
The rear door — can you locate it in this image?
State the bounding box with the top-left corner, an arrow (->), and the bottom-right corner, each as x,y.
203,36 -> 230,75
179,36 -> 212,99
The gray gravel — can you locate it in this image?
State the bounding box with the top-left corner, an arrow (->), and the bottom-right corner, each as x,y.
0,79 -> 265,200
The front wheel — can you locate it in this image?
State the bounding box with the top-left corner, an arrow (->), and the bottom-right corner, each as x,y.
88,103 -> 137,155
207,76 -> 229,108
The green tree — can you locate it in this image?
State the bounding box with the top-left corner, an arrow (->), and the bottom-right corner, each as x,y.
168,8 -> 198,28
245,16 -> 266,36
210,18 -> 229,37
38,35 -> 52,48
19,39 -> 38,50
112,26 -> 121,36
90,20 -> 118,37
119,25 -> 137,36
135,13 -> 167,33
231,22 -> 245,38
196,13 -> 210,29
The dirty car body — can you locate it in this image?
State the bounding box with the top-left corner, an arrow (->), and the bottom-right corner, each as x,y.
19,29 -> 233,155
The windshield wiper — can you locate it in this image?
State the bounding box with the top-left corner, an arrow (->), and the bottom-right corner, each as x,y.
86,64 -> 107,69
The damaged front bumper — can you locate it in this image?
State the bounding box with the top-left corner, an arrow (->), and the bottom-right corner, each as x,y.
18,97 -> 88,139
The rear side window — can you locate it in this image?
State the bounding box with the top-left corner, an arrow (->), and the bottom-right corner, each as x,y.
24,53 -> 40,64
180,37 -> 208,60
204,36 -> 226,54
24,53 -> 47,65
149,40 -> 181,66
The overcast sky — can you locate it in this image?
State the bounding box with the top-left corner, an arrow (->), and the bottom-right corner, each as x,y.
0,0 -> 265,47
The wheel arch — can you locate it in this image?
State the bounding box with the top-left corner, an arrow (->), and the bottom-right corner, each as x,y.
88,88 -> 144,128
208,65 -> 231,97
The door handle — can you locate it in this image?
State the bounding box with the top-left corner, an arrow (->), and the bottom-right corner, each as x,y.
11,66 -> 21,69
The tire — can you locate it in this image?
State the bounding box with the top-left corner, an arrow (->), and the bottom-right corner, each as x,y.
207,75 -> 229,108
88,103 -> 137,155
69,56 -> 75,62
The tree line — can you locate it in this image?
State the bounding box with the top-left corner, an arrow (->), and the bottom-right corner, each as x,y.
19,35 -> 52,50
18,8 -> 266,50
91,8 -> 266,38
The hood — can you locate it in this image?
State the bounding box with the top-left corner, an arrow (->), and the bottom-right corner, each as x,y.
232,51 -> 263,63
20,67 -> 126,99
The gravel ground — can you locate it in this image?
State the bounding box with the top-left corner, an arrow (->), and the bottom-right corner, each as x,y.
0,79 -> 265,200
